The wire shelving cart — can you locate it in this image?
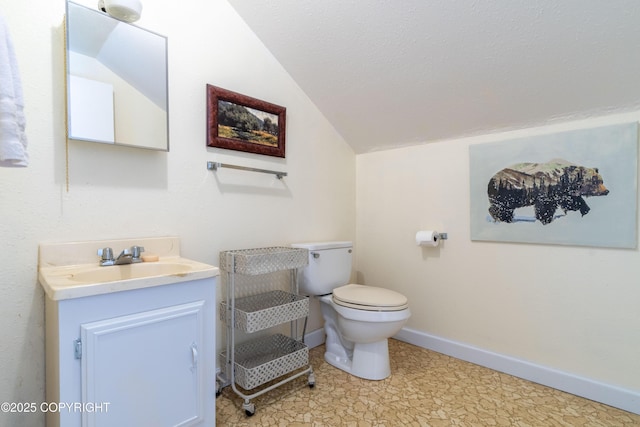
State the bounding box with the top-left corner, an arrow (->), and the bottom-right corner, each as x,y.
215,247 -> 314,416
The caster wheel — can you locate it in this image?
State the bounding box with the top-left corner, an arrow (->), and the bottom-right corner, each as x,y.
308,372 -> 316,388
242,402 -> 255,417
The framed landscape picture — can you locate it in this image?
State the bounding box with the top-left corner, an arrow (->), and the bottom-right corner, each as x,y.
206,84 -> 286,158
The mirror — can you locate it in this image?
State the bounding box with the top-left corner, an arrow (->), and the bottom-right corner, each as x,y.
65,1 -> 169,151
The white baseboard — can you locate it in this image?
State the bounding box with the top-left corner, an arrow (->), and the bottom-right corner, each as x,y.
394,327 -> 639,415
304,328 -> 325,349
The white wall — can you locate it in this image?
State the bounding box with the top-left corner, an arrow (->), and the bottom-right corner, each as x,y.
356,112 -> 640,405
0,1 -> 354,425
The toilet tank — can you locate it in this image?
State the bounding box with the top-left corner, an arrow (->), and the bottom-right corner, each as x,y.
291,241 -> 353,296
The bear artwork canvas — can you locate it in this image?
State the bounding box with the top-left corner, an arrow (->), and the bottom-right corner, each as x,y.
487,159 -> 610,225
469,123 -> 638,248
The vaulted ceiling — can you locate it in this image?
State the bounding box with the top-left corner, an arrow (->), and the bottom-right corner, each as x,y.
228,0 -> 640,153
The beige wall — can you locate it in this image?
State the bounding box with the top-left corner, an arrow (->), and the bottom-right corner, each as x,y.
356,112 -> 640,393
3,0 -> 638,423
0,1 -> 354,425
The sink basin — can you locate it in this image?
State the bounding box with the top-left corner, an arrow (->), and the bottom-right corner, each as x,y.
39,256 -> 218,301
69,262 -> 194,283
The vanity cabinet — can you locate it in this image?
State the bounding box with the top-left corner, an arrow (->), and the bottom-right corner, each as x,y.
45,277 -> 216,427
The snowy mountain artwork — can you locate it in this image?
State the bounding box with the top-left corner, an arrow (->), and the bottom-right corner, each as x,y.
469,123 -> 637,248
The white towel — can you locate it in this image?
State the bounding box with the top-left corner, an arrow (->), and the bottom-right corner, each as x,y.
0,13 -> 28,167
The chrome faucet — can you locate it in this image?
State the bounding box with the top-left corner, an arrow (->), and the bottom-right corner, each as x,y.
115,248 -> 133,265
97,246 -> 145,266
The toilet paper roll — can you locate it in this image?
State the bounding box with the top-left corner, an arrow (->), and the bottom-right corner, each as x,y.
416,230 -> 440,247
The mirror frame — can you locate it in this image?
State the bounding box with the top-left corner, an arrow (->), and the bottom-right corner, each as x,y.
65,1 -> 170,151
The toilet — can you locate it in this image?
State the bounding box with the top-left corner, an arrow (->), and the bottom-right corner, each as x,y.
291,241 -> 411,380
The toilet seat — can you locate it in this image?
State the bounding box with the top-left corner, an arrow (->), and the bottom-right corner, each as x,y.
332,284 -> 408,311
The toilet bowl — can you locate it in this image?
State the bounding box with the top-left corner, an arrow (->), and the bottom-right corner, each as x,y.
292,242 -> 411,380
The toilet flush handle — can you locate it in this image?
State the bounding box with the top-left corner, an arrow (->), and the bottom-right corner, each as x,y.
311,252 -> 320,259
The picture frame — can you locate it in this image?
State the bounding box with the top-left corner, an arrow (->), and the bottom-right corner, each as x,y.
206,84 -> 286,158
469,122 -> 638,248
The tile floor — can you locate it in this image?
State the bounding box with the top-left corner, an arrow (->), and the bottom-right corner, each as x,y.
216,339 -> 640,426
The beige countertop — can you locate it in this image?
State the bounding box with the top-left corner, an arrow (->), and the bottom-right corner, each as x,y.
38,237 -> 219,300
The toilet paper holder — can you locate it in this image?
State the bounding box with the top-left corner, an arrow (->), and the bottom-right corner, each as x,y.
415,230 -> 448,247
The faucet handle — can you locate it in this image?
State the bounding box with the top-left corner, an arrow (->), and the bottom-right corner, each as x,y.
131,246 -> 145,259
97,247 -> 114,261
97,247 -> 115,266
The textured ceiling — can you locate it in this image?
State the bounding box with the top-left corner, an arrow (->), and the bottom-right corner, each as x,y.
228,0 -> 640,153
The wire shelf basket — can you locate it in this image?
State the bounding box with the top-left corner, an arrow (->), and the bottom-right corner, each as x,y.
220,290 -> 308,333
219,247 -> 308,275
220,334 -> 309,390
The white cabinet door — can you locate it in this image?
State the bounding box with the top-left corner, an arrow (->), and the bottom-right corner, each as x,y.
80,301 -> 205,427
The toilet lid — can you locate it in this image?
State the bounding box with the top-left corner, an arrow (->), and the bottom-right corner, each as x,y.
333,284 -> 409,311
